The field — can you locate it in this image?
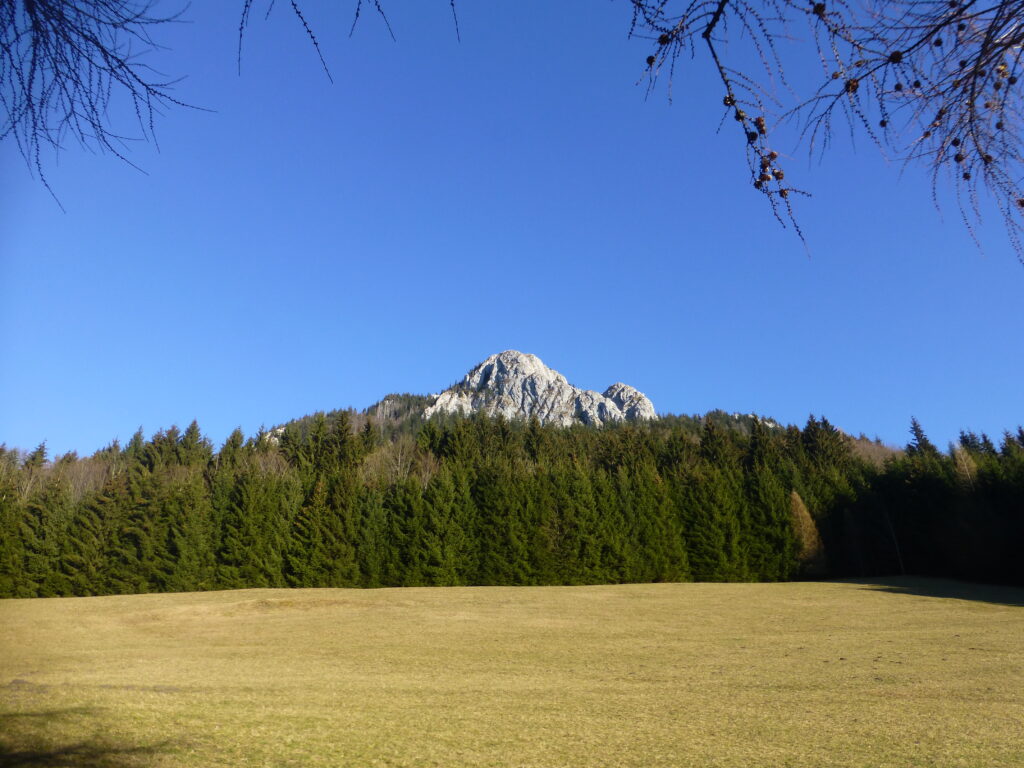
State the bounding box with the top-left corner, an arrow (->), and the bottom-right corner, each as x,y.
1,579 -> 1022,768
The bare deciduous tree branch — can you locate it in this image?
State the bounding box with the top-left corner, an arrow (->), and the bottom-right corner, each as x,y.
0,1 -> 194,205
4,0 -> 1024,260
631,0 -> 1024,259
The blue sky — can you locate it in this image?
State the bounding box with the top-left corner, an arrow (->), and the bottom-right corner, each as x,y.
2,0 -> 1021,457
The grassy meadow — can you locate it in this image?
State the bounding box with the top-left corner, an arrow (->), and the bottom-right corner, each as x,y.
1,578 -> 1022,767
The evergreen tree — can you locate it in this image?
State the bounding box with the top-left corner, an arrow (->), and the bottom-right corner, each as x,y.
58,491 -> 110,595
421,465 -> 473,586
621,463 -> 690,583
679,462 -> 747,581
526,471 -> 561,584
907,417 -> 939,457
472,456 -> 535,586
322,468 -> 360,587
19,465 -> 75,596
594,468 -> 633,583
356,486 -> 389,587
743,420 -> 796,580
0,446 -> 27,596
286,476 -> 332,587
162,468 -> 216,592
802,416 -> 852,470
552,464 -> 601,584
385,477 -> 427,586
217,461 -> 299,588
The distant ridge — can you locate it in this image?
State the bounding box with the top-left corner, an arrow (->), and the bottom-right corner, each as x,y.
423,350 -> 656,427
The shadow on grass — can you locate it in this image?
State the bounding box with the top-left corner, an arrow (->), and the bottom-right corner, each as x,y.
0,741 -> 171,768
0,709 -> 172,767
841,576 -> 1024,607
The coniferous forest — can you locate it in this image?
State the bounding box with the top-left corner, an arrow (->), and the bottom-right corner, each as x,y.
1,409 -> 1022,598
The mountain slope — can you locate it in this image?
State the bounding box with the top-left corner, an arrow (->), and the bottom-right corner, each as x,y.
423,350 -> 656,426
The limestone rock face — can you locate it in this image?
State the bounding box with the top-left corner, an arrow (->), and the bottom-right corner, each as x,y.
423,350 -> 657,426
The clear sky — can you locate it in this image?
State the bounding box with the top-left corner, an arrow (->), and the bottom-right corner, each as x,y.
2,1 -> 1021,457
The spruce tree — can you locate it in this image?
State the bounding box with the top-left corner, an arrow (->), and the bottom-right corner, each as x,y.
552,464 -> 600,584
0,446 -> 26,597
679,462 -> 747,582
473,461 -> 532,585
385,477 -> 427,587
907,417 -> 940,457
162,468 -> 216,592
286,476 -> 332,587
58,491 -> 110,595
593,468 -> 632,583
526,471 -> 560,584
632,463 -> 690,582
323,467 -> 360,587
20,465 -> 75,596
421,465 -> 473,586
355,486 -> 389,587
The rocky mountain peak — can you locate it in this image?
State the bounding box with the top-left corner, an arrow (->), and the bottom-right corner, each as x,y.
423,350 -> 656,426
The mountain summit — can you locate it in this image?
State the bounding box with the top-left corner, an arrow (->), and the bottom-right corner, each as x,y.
423,350 -> 657,427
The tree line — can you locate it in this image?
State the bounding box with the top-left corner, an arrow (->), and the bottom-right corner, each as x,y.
1,411 -> 1021,598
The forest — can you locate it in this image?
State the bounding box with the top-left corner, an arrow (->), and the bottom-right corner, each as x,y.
1,408 -> 1021,598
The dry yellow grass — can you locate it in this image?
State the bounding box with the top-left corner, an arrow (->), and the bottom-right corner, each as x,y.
1,578 -> 1022,767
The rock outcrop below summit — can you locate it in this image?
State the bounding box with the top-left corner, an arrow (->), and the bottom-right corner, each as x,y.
423,351 -> 657,427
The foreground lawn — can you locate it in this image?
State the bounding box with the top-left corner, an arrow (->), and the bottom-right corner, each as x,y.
1,578 -> 1021,767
